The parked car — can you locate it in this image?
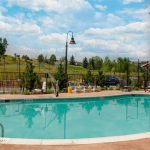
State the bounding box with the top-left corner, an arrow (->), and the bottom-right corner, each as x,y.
104,76 -> 120,86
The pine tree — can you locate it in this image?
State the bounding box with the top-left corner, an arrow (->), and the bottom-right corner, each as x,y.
84,69 -> 94,85
82,57 -> 88,68
55,64 -> 68,90
21,62 -> 40,92
0,37 -> 8,57
37,54 -> 44,71
49,54 -> 56,65
70,55 -> 75,65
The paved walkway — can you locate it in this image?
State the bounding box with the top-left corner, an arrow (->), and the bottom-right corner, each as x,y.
0,138 -> 150,150
0,90 -> 149,100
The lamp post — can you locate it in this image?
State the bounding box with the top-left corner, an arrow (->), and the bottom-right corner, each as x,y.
126,58 -> 130,86
17,55 -> 20,79
137,59 -> 140,87
65,31 -> 76,75
146,61 -> 149,87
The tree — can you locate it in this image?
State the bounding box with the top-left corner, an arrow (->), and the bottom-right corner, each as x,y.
82,57 -> 88,68
89,58 -> 95,70
37,54 -> 44,71
54,64 -> 68,91
96,71 -> 105,87
44,56 -> 48,64
103,57 -> 112,73
49,54 -> 56,65
89,56 -> 103,70
0,38 -> 8,57
22,55 -> 30,61
111,60 -> 117,75
70,55 -> 75,65
21,62 -> 40,92
84,69 -> 94,85
92,56 -> 103,70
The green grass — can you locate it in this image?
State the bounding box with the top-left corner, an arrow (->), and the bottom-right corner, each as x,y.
0,55 -> 140,77
0,55 -> 90,75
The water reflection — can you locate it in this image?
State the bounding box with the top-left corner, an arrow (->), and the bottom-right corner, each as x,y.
0,105 -> 7,115
21,105 -> 41,128
0,123 -> 4,137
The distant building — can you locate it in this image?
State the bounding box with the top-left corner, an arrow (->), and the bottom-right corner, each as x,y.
141,61 -> 150,69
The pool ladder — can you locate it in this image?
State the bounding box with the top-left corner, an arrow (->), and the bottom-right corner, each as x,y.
0,123 -> 4,137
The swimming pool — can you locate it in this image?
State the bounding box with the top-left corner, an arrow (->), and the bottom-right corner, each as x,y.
0,94 -> 150,139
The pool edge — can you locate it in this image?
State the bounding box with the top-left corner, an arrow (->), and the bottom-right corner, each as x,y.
1,132 -> 150,145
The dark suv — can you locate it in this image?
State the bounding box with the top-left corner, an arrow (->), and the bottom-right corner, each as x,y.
104,76 -> 120,86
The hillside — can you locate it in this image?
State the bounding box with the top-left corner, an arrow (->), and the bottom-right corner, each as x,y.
0,55 -> 89,75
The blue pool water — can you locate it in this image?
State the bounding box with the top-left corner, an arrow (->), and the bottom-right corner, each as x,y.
0,94 -> 150,139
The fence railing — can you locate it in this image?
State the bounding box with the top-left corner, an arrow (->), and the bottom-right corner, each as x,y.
0,71 -> 149,93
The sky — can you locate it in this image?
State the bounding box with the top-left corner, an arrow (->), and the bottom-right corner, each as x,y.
0,0 -> 150,61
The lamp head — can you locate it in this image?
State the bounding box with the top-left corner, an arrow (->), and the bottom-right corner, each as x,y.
69,35 -> 76,44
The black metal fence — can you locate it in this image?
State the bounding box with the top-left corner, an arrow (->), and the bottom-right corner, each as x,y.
0,60 -> 149,93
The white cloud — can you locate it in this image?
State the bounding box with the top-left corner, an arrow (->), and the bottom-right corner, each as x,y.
118,6 -> 149,21
123,0 -> 144,4
7,0 -> 92,13
0,14 -> 41,35
85,22 -> 148,36
81,21 -> 149,60
7,45 -> 57,58
95,4 -> 107,11
39,33 -> 66,45
94,13 -> 125,27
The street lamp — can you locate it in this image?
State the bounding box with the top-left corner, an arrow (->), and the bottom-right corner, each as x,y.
65,31 -> 76,75
16,55 -> 20,79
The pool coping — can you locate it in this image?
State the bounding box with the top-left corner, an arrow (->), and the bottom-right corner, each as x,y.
0,132 -> 150,145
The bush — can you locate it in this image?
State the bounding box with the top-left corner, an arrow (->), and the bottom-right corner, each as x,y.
23,90 -> 30,95
10,89 -> 17,94
133,86 -> 140,91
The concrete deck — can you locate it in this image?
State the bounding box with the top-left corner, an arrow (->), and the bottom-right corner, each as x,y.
0,90 -> 149,100
0,90 -> 150,150
0,138 -> 150,150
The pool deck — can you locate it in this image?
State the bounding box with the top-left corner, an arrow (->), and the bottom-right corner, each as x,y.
0,90 -> 149,100
1,138 -> 150,150
0,90 -> 150,150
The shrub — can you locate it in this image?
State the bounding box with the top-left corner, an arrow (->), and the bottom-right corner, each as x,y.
133,86 -> 140,91
10,89 -> 17,94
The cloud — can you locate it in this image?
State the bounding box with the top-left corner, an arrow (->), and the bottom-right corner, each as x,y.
7,0 -> 92,13
7,45 -> 57,58
81,21 -> 149,60
95,4 -> 107,11
39,33 -> 66,46
123,0 -> 144,4
0,14 -> 41,35
94,13 -> 125,28
118,6 -> 149,21
85,22 -> 148,36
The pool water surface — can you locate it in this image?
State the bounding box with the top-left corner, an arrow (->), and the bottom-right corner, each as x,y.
0,94 -> 150,139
